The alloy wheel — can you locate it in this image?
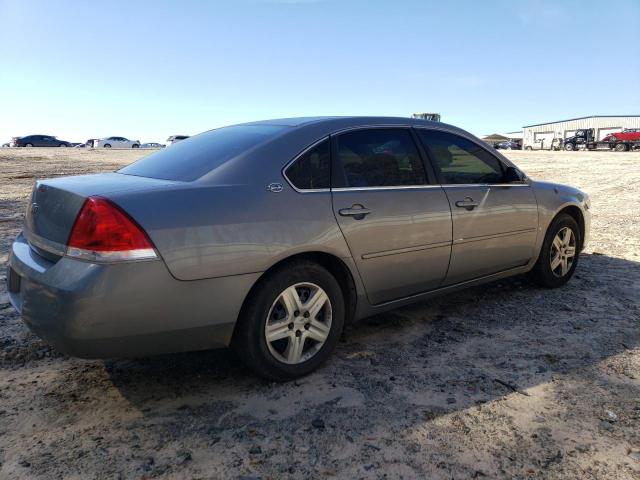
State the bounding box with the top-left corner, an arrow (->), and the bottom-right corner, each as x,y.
265,282 -> 332,364
550,227 -> 576,277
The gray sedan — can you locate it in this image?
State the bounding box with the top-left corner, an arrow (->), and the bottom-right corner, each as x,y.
7,117 -> 590,380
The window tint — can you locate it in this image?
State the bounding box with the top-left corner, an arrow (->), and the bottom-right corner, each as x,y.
417,130 -> 506,184
119,124 -> 287,181
335,129 -> 426,188
285,139 -> 330,190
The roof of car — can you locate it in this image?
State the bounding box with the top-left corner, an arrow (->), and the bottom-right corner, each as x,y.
241,116 -> 445,129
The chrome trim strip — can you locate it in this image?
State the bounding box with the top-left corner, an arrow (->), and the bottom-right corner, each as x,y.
453,228 -> 537,245
25,230 -> 67,257
66,247 -> 158,263
362,241 -> 451,260
281,136 -> 331,194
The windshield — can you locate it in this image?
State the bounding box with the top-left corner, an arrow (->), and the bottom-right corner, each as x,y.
120,124 -> 287,181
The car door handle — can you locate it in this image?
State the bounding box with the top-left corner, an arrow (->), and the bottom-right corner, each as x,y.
455,197 -> 478,210
339,205 -> 371,219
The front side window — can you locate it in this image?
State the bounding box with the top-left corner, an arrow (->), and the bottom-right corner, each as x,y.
417,129 -> 506,184
285,139 -> 330,190
334,129 -> 426,188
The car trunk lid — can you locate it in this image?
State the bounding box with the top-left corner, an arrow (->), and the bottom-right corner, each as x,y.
24,173 -> 180,259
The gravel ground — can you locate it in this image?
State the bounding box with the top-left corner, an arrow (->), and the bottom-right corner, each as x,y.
0,148 -> 638,479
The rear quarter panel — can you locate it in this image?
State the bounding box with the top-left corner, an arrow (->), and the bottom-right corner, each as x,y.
110,184 -> 353,281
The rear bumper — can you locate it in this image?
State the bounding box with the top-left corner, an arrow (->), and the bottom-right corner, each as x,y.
7,232 -> 260,358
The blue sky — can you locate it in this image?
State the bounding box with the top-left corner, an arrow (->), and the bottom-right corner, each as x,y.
1,0 -> 638,143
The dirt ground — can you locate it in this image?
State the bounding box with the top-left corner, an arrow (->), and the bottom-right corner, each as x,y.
0,148 -> 638,479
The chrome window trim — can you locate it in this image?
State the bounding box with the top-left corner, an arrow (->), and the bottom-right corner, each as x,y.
332,185 -> 443,192
441,183 -> 531,188
281,136 -> 331,193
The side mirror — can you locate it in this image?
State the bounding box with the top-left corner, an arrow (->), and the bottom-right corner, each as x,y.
504,166 -> 524,183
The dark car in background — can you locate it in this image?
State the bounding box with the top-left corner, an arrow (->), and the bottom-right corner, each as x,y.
11,135 -> 72,147
493,141 -> 521,150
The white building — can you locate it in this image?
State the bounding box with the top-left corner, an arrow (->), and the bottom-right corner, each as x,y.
522,115 -> 640,149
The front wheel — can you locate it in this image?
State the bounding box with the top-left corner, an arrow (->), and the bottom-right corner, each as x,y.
529,214 -> 580,288
232,261 -> 345,381
132,144 -> 139,148
564,143 -> 574,151
103,144 -> 111,148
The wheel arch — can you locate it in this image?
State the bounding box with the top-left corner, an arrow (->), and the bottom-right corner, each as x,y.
554,205 -> 585,251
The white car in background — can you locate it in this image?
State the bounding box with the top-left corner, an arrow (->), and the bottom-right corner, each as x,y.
94,136 -> 140,149
166,135 -> 189,146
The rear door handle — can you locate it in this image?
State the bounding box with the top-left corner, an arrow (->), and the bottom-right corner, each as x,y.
339,205 -> 371,220
455,197 -> 478,210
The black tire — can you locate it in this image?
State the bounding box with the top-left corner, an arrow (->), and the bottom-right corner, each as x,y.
132,144 -> 139,148
104,144 -> 111,148
564,143 -> 574,151
232,260 -> 345,381
614,143 -> 627,152
529,213 -> 581,288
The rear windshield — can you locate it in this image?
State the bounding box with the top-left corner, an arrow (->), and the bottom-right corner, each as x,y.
120,125 -> 287,181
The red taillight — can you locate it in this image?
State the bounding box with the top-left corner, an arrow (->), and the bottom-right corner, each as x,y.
66,197 -> 156,262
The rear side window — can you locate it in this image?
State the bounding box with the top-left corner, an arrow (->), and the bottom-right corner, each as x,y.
285,139 -> 330,190
417,129 -> 506,184
119,125 -> 287,181
334,129 -> 426,188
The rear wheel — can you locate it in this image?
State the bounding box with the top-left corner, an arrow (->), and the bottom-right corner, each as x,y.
529,214 -> 580,288
564,143 -> 574,151
614,143 -> 628,152
103,144 -> 111,148
132,144 -> 139,148
233,261 -> 345,381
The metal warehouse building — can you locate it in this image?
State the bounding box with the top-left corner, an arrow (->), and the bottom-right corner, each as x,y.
523,115 -> 640,149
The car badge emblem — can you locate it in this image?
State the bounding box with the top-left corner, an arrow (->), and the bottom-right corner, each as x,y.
267,183 -> 283,193
31,203 -> 40,215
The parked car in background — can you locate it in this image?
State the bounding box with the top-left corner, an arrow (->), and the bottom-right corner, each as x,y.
493,141 -> 521,150
166,135 -> 189,146
10,135 -> 72,147
7,117 -> 591,380
605,130 -> 640,143
1,143 -> 9,148
94,136 -> 140,149
524,139 -> 546,150
140,142 -> 165,148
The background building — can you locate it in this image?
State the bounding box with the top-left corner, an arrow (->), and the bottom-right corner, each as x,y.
523,115 -> 640,149
482,131 -> 523,145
